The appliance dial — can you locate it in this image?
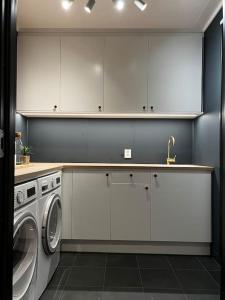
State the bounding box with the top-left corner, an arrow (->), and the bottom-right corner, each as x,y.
16,191 -> 24,205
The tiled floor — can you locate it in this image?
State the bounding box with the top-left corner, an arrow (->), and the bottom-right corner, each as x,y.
40,253 -> 221,300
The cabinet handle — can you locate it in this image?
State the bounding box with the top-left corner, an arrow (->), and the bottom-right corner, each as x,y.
145,186 -> 149,190
154,174 -> 158,178
98,106 -> 102,112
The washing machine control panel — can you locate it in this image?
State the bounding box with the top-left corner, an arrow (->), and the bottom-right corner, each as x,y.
14,180 -> 38,210
39,172 -> 62,195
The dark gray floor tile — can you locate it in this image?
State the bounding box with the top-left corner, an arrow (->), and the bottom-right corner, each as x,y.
48,267 -> 69,288
61,290 -> 103,300
140,269 -> 180,290
175,270 -> 219,290
187,294 -> 220,300
64,267 -> 105,288
75,253 -> 106,267
145,292 -> 187,300
208,271 -> 221,285
197,257 -> 221,271
102,291 -> 145,300
168,256 -> 204,270
40,287 -> 64,300
104,268 -> 141,288
137,255 -> 171,270
185,290 -> 220,295
59,252 -> 77,266
107,254 -> 138,268
103,287 -> 143,292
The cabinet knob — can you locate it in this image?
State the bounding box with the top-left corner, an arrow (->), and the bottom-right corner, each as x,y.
154,174 -> 158,178
54,105 -> 58,110
106,173 -> 109,177
142,106 -> 146,111
150,106 -> 154,111
130,174 -> 133,177
145,186 -> 149,190
98,106 -> 102,112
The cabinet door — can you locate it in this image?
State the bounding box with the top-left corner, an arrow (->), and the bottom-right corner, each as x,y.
104,36 -> 148,113
17,36 -> 60,112
62,171 -> 72,239
61,37 -> 104,113
148,34 -> 202,113
72,172 -> 110,240
110,172 -> 151,241
151,171 -> 211,242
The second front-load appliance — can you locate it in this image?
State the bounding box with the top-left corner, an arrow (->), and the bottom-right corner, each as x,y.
36,172 -> 62,299
13,180 -> 38,300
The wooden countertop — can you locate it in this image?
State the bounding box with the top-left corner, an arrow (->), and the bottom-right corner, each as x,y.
15,163 -> 214,184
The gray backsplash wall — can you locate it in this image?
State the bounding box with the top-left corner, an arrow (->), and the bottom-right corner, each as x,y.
27,118 -> 193,164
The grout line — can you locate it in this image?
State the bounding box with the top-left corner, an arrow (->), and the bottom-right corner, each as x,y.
102,253 -> 107,290
166,256 -> 189,300
196,257 -> 221,289
136,254 -> 145,295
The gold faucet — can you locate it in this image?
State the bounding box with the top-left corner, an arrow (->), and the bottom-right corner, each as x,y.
167,136 -> 176,165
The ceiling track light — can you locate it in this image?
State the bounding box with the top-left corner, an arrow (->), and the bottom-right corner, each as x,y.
134,0 -> 147,11
113,0 -> 125,11
85,0 -> 96,13
61,0 -> 74,10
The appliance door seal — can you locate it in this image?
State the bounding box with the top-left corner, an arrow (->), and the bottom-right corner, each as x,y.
42,193 -> 62,255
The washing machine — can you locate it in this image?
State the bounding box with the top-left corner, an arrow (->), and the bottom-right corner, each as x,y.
13,180 -> 38,300
36,172 -> 62,299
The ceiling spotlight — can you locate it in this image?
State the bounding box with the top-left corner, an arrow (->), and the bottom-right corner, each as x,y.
85,0 -> 96,14
113,0 -> 125,11
134,0 -> 147,11
61,0 -> 74,10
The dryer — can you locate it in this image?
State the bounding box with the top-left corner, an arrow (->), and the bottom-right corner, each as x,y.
13,180 -> 38,300
36,172 -> 62,299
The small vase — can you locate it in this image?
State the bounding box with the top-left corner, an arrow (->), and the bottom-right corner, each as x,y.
21,155 -> 30,165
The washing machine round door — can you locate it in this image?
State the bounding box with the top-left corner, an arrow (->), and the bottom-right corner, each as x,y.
13,213 -> 38,300
42,193 -> 62,255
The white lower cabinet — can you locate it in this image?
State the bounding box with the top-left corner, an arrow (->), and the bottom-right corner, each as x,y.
72,172 -> 110,240
110,181 -> 151,241
62,170 -> 211,244
150,171 -> 211,242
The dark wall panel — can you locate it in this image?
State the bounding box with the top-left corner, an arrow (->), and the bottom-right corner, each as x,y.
28,118 -> 193,164
193,9 -> 223,259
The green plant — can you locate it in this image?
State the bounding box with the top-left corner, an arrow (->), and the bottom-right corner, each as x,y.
22,145 -> 31,156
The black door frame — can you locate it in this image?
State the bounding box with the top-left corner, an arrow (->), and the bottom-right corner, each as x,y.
0,0 -> 17,299
222,2 -> 225,300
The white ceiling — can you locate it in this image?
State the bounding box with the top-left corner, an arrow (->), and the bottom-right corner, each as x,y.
17,0 -> 222,32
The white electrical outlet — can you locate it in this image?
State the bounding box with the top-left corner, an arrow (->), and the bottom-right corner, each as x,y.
124,149 -> 132,159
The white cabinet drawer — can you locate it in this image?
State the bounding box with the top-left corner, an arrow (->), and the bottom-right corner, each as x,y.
111,172 -> 150,184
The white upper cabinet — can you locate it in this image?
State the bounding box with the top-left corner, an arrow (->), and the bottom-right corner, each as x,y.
61,36 -> 104,113
104,36 -> 148,113
17,36 -> 60,112
148,34 -> 202,113
17,33 -> 203,117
